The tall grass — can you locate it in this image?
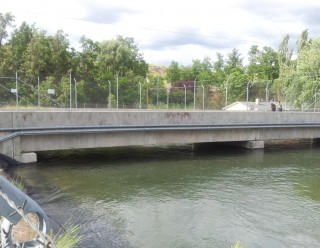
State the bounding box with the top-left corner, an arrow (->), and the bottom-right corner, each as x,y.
54,225 -> 82,248
231,241 -> 243,248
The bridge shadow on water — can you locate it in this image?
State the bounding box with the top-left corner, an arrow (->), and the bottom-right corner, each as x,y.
36,143 -> 247,165
35,139 -> 320,167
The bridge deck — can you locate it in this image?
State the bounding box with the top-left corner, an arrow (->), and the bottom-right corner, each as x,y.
1,110 -> 320,163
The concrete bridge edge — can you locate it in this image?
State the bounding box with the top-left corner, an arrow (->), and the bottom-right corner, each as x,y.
0,137 -> 37,164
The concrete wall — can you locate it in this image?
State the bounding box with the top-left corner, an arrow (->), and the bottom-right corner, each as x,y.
1,110 -> 320,162
1,110 -> 320,128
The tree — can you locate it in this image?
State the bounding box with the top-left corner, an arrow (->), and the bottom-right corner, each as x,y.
10,22 -> 37,72
179,66 -> 193,80
95,35 -> 147,78
166,61 -> 181,83
48,30 -> 73,81
22,30 -> 51,80
192,57 -> 214,85
247,45 -> 260,80
212,52 -> 226,89
225,48 -> 243,73
292,37 -> 320,109
278,34 -> 292,66
78,36 -> 99,82
223,49 -> 248,103
246,45 -> 279,100
0,12 -> 14,47
275,34 -> 295,101
297,29 -> 309,55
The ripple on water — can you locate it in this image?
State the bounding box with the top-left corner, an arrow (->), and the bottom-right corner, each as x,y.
11,145 -> 320,248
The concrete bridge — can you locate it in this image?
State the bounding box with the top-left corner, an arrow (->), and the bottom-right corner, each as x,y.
1,110 -> 320,163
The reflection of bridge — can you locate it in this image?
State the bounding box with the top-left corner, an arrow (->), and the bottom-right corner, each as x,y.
1,110 -> 320,163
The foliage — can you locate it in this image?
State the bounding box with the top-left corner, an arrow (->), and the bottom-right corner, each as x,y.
0,13 -> 148,108
0,12 -> 14,47
1,11 -> 320,110
11,175 -> 26,192
54,224 -> 82,248
230,241 -> 243,248
276,30 -> 320,110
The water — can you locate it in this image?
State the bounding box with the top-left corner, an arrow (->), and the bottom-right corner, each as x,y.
10,141 -> 320,248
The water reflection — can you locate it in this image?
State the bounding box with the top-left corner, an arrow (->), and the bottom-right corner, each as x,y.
12,142 -> 320,248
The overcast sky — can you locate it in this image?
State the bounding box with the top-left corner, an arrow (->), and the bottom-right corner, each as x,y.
2,0 -> 320,66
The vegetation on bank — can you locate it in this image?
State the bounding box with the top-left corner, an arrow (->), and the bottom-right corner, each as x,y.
1,13 -> 320,110
53,224 -> 82,248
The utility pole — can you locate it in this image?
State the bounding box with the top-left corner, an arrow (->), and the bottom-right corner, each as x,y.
183,84 -> 186,109
246,80 -> 250,111
225,75 -> 232,108
193,77 -> 197,110
38,76 -> 40,108
74,78 -> 77,108
146,77 -> 149,109
69,70 -> 72,110
202,85 -> 205,110
15,71 -> 18,109
116,72 -> 119,110
108,80 -> 111,109
157,76 -> 159,108
139,82 -> 142,109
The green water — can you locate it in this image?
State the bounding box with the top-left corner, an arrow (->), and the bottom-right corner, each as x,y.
12,142 -> 320,247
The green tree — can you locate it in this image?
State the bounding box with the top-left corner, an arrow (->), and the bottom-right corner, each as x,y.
179,65 -> 193,80
247,45 -> 260,80
292,37 -> 320,109
0,12 -> 14,47
192,57 -> 214,85
212,52 -> 226,89
95,35 -> 147,78
22,30 -> 51,80
10,22 -> 37,72
225,48 -> 243,74
246,45 -> 279,100
223,49 -> 248,103
166,61 -> 181,83
78,35 -> 99,82
276,34 -> 295,101
48,30 -> 72,81
297,29 -> 310,55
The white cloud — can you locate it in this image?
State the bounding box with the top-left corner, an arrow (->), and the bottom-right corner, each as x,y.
2,0 -> 320,66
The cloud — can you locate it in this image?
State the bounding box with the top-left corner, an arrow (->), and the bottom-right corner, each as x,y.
81,3 -> 138,24
141,30 -> 236,52
3,0 -> 320,66
297,7 -> 320,36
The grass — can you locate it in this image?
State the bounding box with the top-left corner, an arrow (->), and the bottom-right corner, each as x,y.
11,176 -> 26,192
54,225 -> 82,248
231,241 -> 243,248
0,169 -> 25,192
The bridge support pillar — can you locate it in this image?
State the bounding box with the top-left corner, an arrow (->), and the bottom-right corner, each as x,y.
13,153 -> 37,164
0,137 -> 37,164
234,140 -> 265,149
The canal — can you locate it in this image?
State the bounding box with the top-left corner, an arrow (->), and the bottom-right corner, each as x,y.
10,140 -> 320,247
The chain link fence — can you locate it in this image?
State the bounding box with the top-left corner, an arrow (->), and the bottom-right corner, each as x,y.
0,76 -> 225,110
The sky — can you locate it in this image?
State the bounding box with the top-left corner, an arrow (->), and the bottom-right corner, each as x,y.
2,0 -> 320,66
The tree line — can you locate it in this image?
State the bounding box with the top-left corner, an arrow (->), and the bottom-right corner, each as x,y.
0,12 -> 319,110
